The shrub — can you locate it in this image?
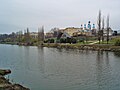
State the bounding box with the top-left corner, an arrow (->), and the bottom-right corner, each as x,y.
79,38 -> 84,42
44,40 -> 48,43
50,39 -> 54,43
60,38 -> 67,43
71,38 -> 77,44
114,39 -> 120,46
66,37 -> 71,43
44,39 -> 54,43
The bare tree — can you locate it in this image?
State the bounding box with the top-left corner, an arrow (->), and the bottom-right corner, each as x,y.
97,10 -> 102,44
27,28 -> 30,43
18,30 -> 23,42
101,16 -> 105,43
106,14 -> 109,44
38,26 -> 44,44
41,26 -> 44,42
24,28 -> 30,43
38,28 -> 41,42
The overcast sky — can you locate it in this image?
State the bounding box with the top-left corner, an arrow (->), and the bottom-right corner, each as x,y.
0,0 -> 120,33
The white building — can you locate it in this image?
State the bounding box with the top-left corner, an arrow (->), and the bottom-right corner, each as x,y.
103,28 -> 113,36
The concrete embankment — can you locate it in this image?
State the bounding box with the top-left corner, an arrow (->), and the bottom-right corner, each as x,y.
0,69 -> 29,90
42,43 -> 120,52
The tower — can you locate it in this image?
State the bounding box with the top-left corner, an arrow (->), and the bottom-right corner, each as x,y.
87,21 -> 91,29
93,24 -> 95,29
84,24 -> 86,29
81,24 -> 83,29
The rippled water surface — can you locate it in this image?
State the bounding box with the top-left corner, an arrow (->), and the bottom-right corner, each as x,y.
0,44 -> 120,90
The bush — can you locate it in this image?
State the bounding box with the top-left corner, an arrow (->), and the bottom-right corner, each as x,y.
114,39 -> 120,46
50,39 -> 54,43
44,40 -> 48,43
66,37 -> 71,43
71,38 -> 77,44
60,38 -> 67,43
79,38 -> 84,42
31,38 -> 37,43
45,39 -> 55,43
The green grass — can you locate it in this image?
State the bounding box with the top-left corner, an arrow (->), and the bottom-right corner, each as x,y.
0,70 -> 5,75
95,39 -> 117,45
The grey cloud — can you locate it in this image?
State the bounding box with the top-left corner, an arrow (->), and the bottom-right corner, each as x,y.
0,0 -> 120,33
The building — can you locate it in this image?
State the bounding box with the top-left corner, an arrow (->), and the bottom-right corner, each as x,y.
45,32 -> 54,39
103,28 -> 113,36
62,21 -> 96,37
72,28 -> 93,37
45,21 -> 96,39
30,32 -> 38,39
63,27 -> 79,36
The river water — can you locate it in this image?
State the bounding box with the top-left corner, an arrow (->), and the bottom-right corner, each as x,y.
0,44 -> 120,90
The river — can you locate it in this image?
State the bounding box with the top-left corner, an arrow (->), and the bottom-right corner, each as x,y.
0,44 -> 120,90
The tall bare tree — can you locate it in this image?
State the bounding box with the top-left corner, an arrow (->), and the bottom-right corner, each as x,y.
102,16 -> 105,43
41,26 -> 44,42
27,28 -> 30,43
106,14 -> 109,44
38,26 -> 44,44
38,28 -> 41,42
18,30 -> 23,42
24,28 -> 30,43
97,10 -> 102,44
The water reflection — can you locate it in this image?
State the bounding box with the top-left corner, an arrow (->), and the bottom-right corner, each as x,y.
23,46 -> 31,71
105,51 -> 109,64
96,51 -> 112,90
1,44 -> 120,90
37,47 -> 45,73
114,51 -> 120,57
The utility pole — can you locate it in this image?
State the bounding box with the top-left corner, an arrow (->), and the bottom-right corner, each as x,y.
106,14 -> 109,44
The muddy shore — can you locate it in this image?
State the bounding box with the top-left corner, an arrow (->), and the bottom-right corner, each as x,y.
0,69 -> 30,90
42,43 -> 120,52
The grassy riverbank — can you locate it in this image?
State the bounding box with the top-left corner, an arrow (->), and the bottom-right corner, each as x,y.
42,43 -> 120,52
1,41 -> 120,52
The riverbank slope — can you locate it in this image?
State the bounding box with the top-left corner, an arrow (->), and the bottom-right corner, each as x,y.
1,42 -> 120,52
42,43 -> 120,52
0,69 -> 29,90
